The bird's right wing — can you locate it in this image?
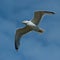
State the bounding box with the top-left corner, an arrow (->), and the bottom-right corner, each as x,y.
31,11 -> 55,25
15,26 -> 32,50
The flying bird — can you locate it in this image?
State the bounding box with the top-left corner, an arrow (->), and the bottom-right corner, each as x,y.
15,11 -> 55,50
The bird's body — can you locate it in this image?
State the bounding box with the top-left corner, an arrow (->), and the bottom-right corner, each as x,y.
23,21 -> 43,32
15,11 -> 55,50
22,20 -> 36,27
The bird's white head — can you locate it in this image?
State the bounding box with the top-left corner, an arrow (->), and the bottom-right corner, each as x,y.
22,20 -> 29,24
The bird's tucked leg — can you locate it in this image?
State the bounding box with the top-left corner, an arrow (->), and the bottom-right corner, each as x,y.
37,28 -> 44,33
33,27 -> 44,33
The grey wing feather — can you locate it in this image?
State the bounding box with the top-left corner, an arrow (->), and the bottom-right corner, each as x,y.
15,26 -> 32,50
31,11 -> 55,25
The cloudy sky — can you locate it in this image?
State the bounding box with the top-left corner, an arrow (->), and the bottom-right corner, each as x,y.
0,0 -> 60,60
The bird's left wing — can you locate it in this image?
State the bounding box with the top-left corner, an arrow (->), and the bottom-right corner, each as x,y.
15,26 -> 32,50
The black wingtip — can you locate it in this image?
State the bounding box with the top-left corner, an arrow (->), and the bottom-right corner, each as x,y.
16,49 -> 18,51
50,12 -> 56,14
15,47 -> 18,51
45,11 -> 56,14
15,47 -> 19,51
15,42 -> 19,51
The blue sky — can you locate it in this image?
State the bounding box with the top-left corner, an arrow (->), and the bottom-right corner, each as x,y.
0,0 -> 60,60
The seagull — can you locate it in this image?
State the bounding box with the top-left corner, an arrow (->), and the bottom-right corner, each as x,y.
15,11 -> 55,50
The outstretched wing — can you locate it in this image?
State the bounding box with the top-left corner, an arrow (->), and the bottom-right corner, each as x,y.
31,11 -> 55,25
15,26 -> 32,50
